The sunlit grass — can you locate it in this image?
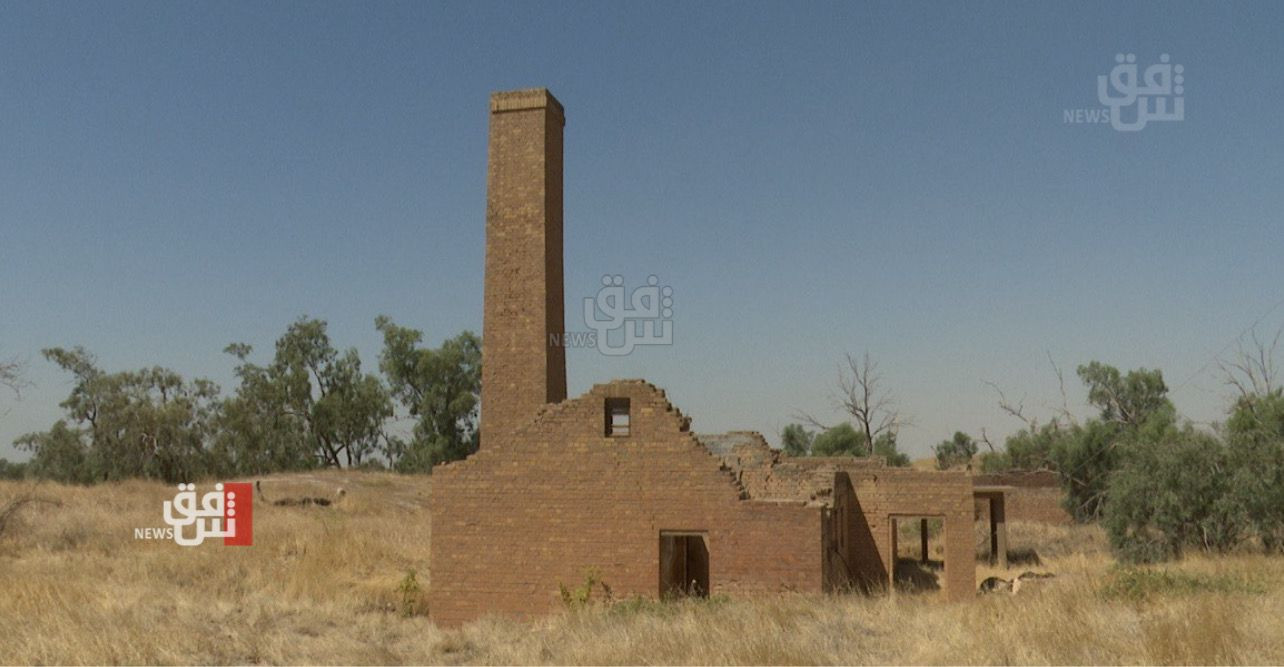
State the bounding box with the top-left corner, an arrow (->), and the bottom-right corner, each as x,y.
2,474 -> 1282,664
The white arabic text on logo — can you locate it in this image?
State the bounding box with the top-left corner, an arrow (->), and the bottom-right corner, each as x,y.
582,274 -> 673,356
161,483 -> 237,547
1097,53 -> 1184,132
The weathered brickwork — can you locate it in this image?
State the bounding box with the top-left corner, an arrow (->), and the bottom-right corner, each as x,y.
701,433 -> 975,600
430,381 -> 824,626
842,468 -> 976,600
480,89 -> 566,447
974,471 -> 1071,525
430,88 -> 980,626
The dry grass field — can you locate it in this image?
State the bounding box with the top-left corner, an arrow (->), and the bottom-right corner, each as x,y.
2,471 -> 1283,665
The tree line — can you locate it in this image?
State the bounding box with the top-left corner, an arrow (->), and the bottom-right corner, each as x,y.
975,355 -> 1284,563
0,316 -> 480,483
780,340 -> 1284,564
6,327 -> 1283,565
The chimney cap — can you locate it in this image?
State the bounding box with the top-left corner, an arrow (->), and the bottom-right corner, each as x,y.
490,88 -> 565,117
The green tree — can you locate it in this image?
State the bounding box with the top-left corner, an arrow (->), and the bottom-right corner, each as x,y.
221,318 -> 392,469
1103,427 -> 1241,563
1102,334 -> 1284,560
1077,361 -> 1173,428
1223,389 -> 1284,551
782,422 -> 905,464
0,458 -> 26,480
1044,363 -> 1177,521
18,348 -> 219,483
811,423 -> 866,457
871,431 -> 910,466
375,317 -> 481,471
15,420 -> 91,483
1049,420 -> 1120,521
780,423 -> 814,457
1002,422 -> 1062,470
213,344 -> 315,475
1217,332 -> 1284,551
933,431 -> 977,470
977,450 -> 1012,473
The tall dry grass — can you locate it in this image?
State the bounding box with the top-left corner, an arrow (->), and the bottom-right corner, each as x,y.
1,473 -> 1282,665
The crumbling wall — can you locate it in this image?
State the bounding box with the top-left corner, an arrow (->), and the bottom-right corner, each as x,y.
700,434 -> 977,599
704,433 -> 885,504
698,432 -> 779,496
758,457 -> 885,503
430,381 -> 824,626
843,467 -> 976,601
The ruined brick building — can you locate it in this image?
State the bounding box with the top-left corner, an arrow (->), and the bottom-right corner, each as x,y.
974,470 -> 1072,525
429,88 -> 995,626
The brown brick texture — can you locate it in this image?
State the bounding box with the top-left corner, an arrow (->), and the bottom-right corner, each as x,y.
841,467 -> 976,601
974,471 -> 1072,525
480,89 -> 567,447
430,381 -> 824,626
714,436 -> 977,601
435,87 -> 980,626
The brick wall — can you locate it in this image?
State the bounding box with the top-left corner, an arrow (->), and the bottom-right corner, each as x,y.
974,471 -> 1071,525
441,87 -> 979,625
480,89 -> 567,447
839,467 -> 976,601
430,381 -> 824,626
702,433 -> 976,601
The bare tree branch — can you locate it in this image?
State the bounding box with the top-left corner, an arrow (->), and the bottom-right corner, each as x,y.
0,357 -> 30,398
791,409 -> 832,433
1219,326 -> 1281,400
1045,351 -> 1079,426
834,352 -> 908,447
792,352 -> 909,458
979,427 -> 997,453
982,379 -> 1038,431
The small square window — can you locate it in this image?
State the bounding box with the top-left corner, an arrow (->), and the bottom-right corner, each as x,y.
605,397 -> 630,437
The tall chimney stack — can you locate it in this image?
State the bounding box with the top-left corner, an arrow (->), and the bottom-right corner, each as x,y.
479,88 -> 567,447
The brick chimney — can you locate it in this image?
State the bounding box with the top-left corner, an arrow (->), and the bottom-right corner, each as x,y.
479,88 -> 567,447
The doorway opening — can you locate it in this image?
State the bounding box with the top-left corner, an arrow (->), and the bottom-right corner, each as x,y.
889,515 -> 945,594
659,531 -> 709,599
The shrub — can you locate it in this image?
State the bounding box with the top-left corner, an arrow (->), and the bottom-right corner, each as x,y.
872,432 -> 910,466
781,424 -> 814,457
976,450 -> 1011,472
1050,420 -> 1125,521
558,568 -> 610,610
812,423 -> 866,457
1003,422 -> 1065,470
1224,390 -> 1284,552
1103,428 -> 1243,563
933,432 -> 976,470
0,459 -> 27,480
397,570 -> 422,617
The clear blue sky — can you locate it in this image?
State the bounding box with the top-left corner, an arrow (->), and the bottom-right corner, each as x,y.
3,1 -> 1283,462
